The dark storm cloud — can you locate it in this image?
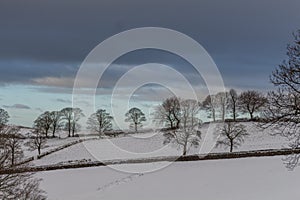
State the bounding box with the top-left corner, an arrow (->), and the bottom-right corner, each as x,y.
0,61 -> 78,85
0,0 -> 300,89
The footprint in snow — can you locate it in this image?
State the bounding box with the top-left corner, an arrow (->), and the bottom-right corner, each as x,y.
97,173 -> 144,192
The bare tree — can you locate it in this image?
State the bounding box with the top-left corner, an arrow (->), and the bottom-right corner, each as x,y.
0,108 -> 9,130
153,96 -> 181,129
60,107 -> 72,137
34,111 -> 53,138
0,128 -> 46,199
18,178 -> 47,200
265,30 -> 300,128
1,126 -> 23,166
60,107 -> 84,137
215,92 -> 229,121
216,122 -> 248,152
202,95 -> 217,122
26,129 -> 47,156
228,89 -> 239,121
263,30 -> 300,170
125,107 -> 146,132
163,99 -> 202,155
87,109 -> 113,138
49,111 -> 62,138
239,90 -> 268,120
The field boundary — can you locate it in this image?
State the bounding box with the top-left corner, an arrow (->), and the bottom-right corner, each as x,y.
17,137 -> 98,165
2,147 -> 300,174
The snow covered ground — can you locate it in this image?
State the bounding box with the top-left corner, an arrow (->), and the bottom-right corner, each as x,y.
36,155 -> 300,200
22,137 -> 84,158
32,122 -> 289,166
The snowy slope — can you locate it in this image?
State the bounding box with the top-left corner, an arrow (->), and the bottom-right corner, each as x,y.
22,137 -> 87,158
32,122 -> 289,166
37,155 -> 300,200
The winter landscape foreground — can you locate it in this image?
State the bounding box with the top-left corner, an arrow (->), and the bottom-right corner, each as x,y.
16,122 -> 295,199
37,156 -> 300,200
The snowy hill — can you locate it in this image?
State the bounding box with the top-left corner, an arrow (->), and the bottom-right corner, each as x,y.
31,122 -> 289,166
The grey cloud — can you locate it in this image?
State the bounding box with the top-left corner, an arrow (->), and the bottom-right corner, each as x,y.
3,104 -> 31,109
55,98 -> 72,104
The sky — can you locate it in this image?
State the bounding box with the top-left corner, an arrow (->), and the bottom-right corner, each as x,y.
0,0 -> 299,127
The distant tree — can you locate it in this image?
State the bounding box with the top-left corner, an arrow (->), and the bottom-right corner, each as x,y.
34,111 -> 53,138
215,92 -> 229,121
228,89 -> 239,121
163,99 -> 202,155
1,126 -> 23,166
87,109 -> 113,138
239,90 -> 268,120
202,95 -> 217,122
49,111 -> 62,138
70,108 -> 84,137
125,107 -> 146,132
26,128 -> 47,156
0,108 -> 9,129
153,96 -> 181,129
60,107 -> 84,137
216,122 -> 248,152
60,107 -> 73,137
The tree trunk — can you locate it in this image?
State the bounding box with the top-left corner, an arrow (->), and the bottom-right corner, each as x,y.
135,123 -> 138,132
99,130 -> 102,138
38,146 -> 41,155
11,149 -> 15,166
222,104 -> 225,122
212,109 -> 216,122
176,120 -> 180,129
233,105 -> 236,121
250,112 -> 253,120
68,123 -> 71,137
182,141 -> 188,156
170,121 -> 174,129
52,126 -> 56,138
230,140 -> 233,152
183,146 -> 187,156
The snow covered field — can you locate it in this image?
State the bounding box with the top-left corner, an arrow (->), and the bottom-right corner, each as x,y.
32,122 -> 289,166
22,137 -> 84,158
37,155 -> 300,200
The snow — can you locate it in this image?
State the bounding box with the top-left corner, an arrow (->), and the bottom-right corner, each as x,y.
31,122 -> 289,166
21,137 -> 89,159
37,156 -> 300,200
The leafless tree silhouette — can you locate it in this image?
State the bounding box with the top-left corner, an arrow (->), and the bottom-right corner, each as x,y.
163,99 -> 202,155
0,126 -> 46,199
153,96 -> 181,129
216,122 -> 249,152
125,107 -> 146,132
239,90 -> 267,120
87,109 -> 113,138
264,30 -> 300,170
